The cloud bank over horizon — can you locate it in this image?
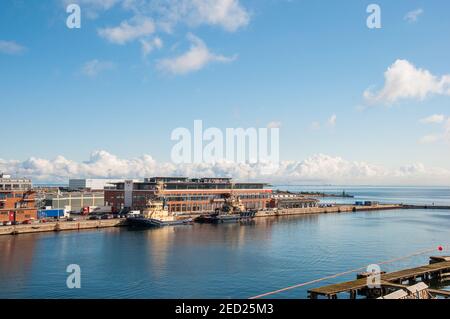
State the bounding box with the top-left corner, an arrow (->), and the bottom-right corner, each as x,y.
1,150 -> 449,186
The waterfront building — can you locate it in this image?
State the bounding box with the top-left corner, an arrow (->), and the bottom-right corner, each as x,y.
0,173 -> 37,223
104,177 -> 272,214
68,178 -> 137,191
44,191 -> 104,213
269,191 -> 319,209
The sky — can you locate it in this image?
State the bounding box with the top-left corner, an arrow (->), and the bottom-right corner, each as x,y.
1,0 -> 450,185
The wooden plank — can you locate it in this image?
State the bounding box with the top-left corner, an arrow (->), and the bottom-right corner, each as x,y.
428,289 -> 450,297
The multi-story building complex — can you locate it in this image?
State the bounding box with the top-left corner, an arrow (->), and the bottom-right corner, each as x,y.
104,177 -> 272,214
0,173 -> 37,223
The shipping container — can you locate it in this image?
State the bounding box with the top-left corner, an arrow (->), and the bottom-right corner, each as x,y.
38,209 -> 65,219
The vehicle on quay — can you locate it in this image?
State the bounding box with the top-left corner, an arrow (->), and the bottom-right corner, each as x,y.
195,194 -> 256,224
101,214 -> 114,220
89,215 -> 101,220
2,221 -> 12,226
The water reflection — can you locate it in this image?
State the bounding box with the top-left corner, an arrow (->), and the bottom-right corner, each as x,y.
0,201 -> 449,298
0,235 -> 36,294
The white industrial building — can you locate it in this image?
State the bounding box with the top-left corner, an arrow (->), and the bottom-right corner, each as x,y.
69,179 -> 130,190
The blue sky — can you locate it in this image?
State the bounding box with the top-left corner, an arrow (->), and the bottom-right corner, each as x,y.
1,0 -> 450,184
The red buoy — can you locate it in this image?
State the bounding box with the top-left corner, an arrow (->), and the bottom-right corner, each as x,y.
438,246 -> 444,251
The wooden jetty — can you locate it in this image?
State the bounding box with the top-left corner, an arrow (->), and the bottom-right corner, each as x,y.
308,259 -> 450,299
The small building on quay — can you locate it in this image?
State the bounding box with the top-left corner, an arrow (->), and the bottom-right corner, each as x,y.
269,191 -> 319,209
104,177 -> 273,214
0,173 -> 38,223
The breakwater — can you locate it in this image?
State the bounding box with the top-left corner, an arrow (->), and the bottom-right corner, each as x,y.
255,204 -> 402,218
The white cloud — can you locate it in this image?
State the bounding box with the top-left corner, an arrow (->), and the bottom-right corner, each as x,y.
404,9 -> 423,23
65,0 -> 120,10
418,134 -> 440,144
0,40 -> 26,55
184,0 -> 250,32
157,33 -> 236,74
149,0 -> 250,32
66,1 -> 249,73
364,59 -> 450,105
63,0 -> 121,18
419,115 -> 450,144
140,37 -> 163,57
72,0 -> 250,31
2,151 -> 450,186
81,59 -> 115,77
420,114 -> 445,124
98,16 -> 156,44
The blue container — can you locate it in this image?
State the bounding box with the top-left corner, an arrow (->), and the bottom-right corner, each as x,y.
38,209 -> 64,219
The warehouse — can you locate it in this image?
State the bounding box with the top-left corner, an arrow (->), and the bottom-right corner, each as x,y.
44,191 -> 104,213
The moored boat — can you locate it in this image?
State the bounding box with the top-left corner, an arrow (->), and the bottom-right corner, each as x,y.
127,196 -> 192,228
195,194 -> 256,224
127,215 -> 193,227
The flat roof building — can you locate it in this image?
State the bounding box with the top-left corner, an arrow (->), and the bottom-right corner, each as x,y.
44,191 -> 104,213
0,174 -> 37,223
0,173 -> 32,191
105,177 -> 272,214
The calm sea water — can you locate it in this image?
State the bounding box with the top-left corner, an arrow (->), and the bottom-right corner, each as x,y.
1,186 -> 450,299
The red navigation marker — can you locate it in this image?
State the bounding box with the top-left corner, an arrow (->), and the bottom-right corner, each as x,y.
438,246 -> 444,251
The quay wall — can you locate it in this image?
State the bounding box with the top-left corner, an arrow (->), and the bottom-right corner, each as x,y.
255,204 -> 402,218
0,204 -> 402,236
0,219 -> 127,236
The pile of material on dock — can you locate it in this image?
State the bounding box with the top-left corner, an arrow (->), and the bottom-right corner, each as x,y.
378,282 -> 433,299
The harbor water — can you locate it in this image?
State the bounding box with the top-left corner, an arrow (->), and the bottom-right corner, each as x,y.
1,186 -> 450,299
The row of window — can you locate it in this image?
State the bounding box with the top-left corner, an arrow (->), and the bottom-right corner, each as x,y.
0,193 -> 24,199
0,184 -> 31,190
168,201 -> 267,213
108,194 -> 270,202
113,183 -> 265,191
279,203 -> 317,209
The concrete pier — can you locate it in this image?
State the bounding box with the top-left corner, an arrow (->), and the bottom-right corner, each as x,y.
255,204 -> 402,218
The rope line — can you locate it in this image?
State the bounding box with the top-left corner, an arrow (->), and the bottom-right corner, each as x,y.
249,245 -> 446,299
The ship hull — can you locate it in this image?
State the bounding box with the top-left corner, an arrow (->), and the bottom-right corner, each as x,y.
195,211 -> 255,224
127,217 -> 192,228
